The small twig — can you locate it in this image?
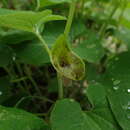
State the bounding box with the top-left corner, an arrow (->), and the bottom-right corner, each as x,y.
57,73 -> 64,99
14,96 -> 54,108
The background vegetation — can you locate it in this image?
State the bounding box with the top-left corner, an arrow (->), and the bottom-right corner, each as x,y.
0,0 -> 130,130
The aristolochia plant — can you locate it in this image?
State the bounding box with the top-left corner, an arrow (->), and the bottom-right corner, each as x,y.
0,0 -> 85,99
35,1 -> 85,99
0,0 -> 130,130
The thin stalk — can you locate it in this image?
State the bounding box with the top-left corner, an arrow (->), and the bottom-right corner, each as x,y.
56,1 -> 76,99
15,96 -> 54,108
4,66 -> 27,92
57,73 -> 63,99
3,66 -> 12,78
64,1 -> 76,37
118,1 -> 127,24
24,65 -> 42,96
35,0 -> 40,11
15,62 -> 23,77
15,62 -> 28,87
35,31 -> 51,57
81,0 -> 85,14
36,31 -> 64,99
11,76 -> 28,83
35,1 -> 76,99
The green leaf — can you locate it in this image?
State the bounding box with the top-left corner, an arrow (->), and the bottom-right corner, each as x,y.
40,14 -> 66,23
87,112 -> 117,130
43,20 -> 85,47
0,105 -> 48,130
83,114 -> 101,130
0,9 -> 51,32
101,52 -> 130,130
51,99 -> 101,130
0,43 -> 13,67
70,19 -> 86,40
43,21 -> 65,46
0,30 -> 35,44
86,83 -> 119,128
92,108 -> 118,125
115,27 -> 130,50
108,90 -> 130,130
51,99 -> 85,130
38,0 -> 72,8
51,99 -> 118,130
72,30 -> 105,63
14,41 -> 50,66
0,9 -> 66,33
120,17 -> 130,29
120,2 -> 130,29
51,34 -> 85,80
87,83 -> 108,108
84,63 -> 101,83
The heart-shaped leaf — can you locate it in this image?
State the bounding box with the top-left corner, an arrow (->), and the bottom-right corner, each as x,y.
86,83 -> 119,127
14,41 -> 50,66
101,52 -> 130,130
0,9 -> 66,33
51,99 -> 118,130
0,105 -> 49,130
51,34 -> 85,80
72,30 -> 105,63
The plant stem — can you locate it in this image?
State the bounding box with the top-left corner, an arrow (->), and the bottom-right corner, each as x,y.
81,0 -> 85,14
35,31 -> 51,57
15,96 -> 54,108
15,62 -> 28,87
4,66 -> 27,93
35,0 -> 40,11
24,65 -> 42,96
11,76 -> 28,83
57,73 -> 63,99
64,1 -> 76,37
3,67 -> 12,78
35,29 -> 64,99
15,62 -> 23,77
118,1 -> 127,24
56,1 -> 76,99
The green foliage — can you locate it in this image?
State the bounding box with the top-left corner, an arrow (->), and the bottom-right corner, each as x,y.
0,8 -> 66,33
0,77 -> 11,103
86,83 -> 119,128
86,83 -> 107,108
0,105 -> 49,130
73,30 -> 105,63
0,0 -> 130,129
0,30 -> 35,44
38,0 -> 72,8
14,41 -> 50,66
0,43 -> 13,67
51,99 -> 118,130
51,99 -> 85,130
101,52 -> 130,130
